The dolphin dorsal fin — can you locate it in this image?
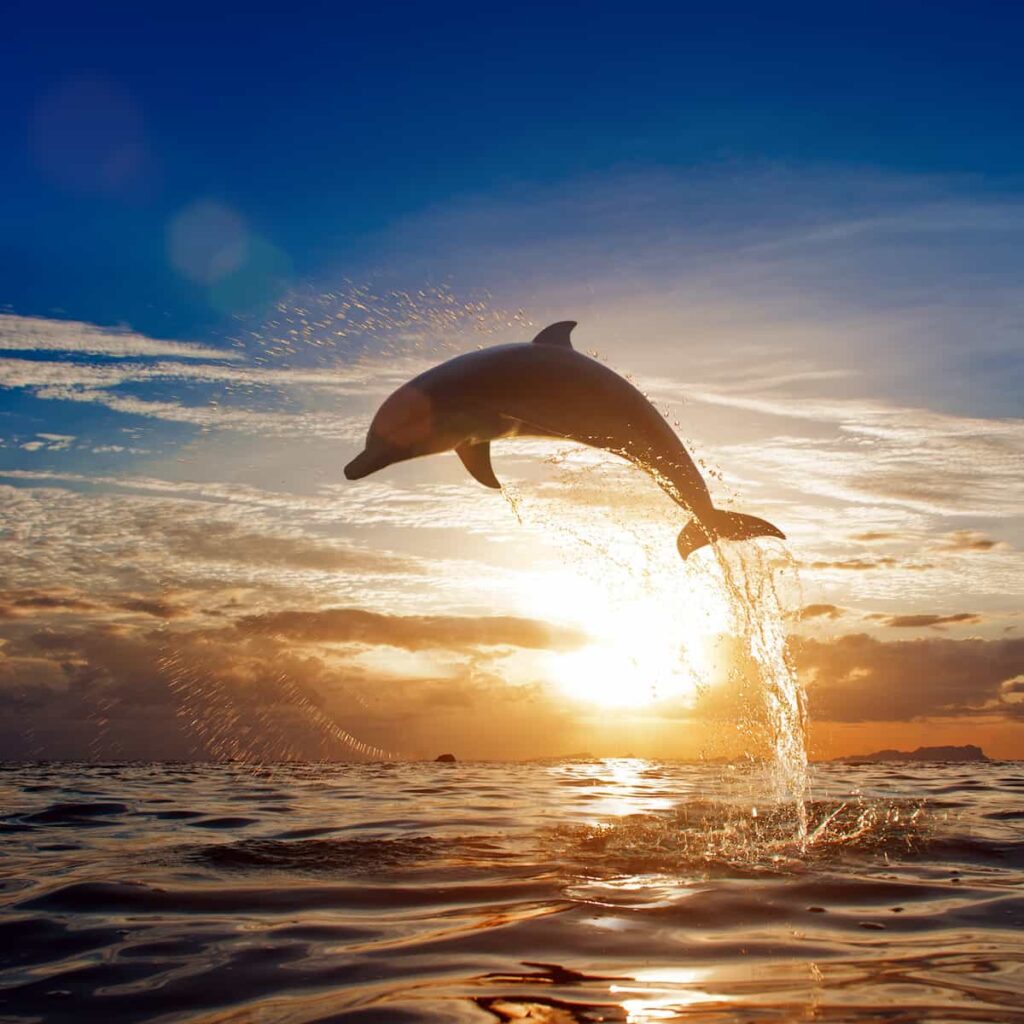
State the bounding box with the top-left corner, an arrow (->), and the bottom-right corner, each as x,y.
456,440 -> 501,489
531,321 -> 577,349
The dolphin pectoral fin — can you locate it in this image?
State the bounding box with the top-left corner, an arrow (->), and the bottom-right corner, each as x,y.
455,441 -> 502,489
531,321 -> 577,349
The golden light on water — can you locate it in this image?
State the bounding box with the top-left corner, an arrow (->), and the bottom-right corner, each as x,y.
613,966 -> 719,1021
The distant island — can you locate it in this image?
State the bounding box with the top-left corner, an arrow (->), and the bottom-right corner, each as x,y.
835,744 -> 989,763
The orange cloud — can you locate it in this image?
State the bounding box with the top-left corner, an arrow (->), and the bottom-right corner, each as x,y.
881,612 -> 982,629
799,603 -> 844,620
236,607 -> 586,652
934,530 -> 1007,553
794,633 -> 1024,722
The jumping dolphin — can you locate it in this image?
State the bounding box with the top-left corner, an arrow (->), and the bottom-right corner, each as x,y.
344,321 -> 784,560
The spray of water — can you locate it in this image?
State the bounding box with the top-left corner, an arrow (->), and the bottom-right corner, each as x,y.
554,792 -> 931,878
502,442 -> 810,839
137,281 -> 527,765
712,543 -> 809,838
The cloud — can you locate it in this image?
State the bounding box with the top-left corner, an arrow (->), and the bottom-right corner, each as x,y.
934,530 -> 1008,553
711,401 -> 1024,519
20,433 -> 75,453
0,620 -> 386,758
236,607 -> 586,652
0,589 -> 100,618
3,168 -> 1024,759
115,597 -> 190,620
0,608 -> 581,761
376,168 -> 1024,422
799,603 -> 844,620
29,385 -> 364,439
0,300 -> 508,444
793,633 -> 1024,722
881,612 -> 982,629
0,587 -> 190,622
806,557 -> 900,571
0,353 -> 419,396
0,317 -> 427,444
0,314 -> 238,360
0,480 -> 429,609
156,520 -> 422,576
2,603 -> 1020,761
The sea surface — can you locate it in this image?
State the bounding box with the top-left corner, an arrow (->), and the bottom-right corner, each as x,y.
0,760 -> 1022,1023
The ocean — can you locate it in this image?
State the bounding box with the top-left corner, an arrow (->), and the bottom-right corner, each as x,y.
1,759 -> 1021,1023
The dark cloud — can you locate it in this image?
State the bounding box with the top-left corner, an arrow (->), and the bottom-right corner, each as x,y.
793,633 -> 1024,722
690,632 -> 1024,731
236,607 -> 586,652
0,654 -> 67,692
800,603 -> 844,620
116,597 -> 190,619
0,622 -> 385,761
882,612 -> 982,629
0,605 -> 586,761
849,531 -> 903,543
0,589 -> 100,618
0,588 -> 189,622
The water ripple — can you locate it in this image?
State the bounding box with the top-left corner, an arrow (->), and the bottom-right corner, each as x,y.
0,760 -> 1020,1023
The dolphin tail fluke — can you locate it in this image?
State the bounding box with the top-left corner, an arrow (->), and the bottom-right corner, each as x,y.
676,509 -> 785,560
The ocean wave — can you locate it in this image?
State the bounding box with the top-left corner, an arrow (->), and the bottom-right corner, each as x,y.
0,761 -> 1021,1023
190,835 -> 444,873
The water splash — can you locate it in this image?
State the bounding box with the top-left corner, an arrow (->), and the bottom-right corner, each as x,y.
553,794 -> 932,879
711,542 -> 809,835
500,482 -> 525,525
232,280 -> 532,367
159,644 -> 396,763
500,445 -> 810,837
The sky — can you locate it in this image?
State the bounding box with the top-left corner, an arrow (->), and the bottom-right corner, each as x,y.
1,1 -> 1022,760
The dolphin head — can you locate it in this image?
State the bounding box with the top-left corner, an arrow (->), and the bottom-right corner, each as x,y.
345,383 -> 455,480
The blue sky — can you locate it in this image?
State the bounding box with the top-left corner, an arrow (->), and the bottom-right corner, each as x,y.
1,2 -> 1023,760
5,1 -> 1024,336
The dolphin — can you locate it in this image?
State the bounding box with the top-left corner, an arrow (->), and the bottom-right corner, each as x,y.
344,321 -> 784,560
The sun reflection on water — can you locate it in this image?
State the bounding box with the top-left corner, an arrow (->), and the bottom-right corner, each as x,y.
613,967 -> 720,1021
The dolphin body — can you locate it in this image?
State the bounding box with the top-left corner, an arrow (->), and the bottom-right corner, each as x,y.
344,321 -> 784,560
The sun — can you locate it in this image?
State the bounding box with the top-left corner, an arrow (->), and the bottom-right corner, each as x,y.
522,536 -> 733,709
547,642 -> 671,708
497,446 -> 741,710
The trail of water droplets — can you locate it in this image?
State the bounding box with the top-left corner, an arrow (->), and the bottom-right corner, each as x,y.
144,282 -> 528,765
713,543 -> 809,838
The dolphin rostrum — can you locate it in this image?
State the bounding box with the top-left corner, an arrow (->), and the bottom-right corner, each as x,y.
344,321 -> 784,560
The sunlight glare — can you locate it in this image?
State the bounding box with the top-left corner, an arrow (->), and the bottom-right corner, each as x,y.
525,532 -> 732,709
